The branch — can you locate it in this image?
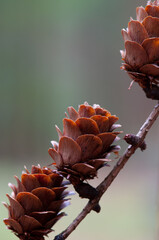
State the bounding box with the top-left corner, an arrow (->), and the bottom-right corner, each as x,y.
54,102 -> 159,240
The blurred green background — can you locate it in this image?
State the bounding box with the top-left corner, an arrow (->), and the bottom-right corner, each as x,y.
1,0 -> 159,239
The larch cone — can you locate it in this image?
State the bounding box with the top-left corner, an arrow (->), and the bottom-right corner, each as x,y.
3,165 -> 70,240
121,0 -> 159,100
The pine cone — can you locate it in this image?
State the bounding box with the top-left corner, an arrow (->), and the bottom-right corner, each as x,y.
48,102 -> 121,185
121,0 -> 159,100
3,165 -> 70,240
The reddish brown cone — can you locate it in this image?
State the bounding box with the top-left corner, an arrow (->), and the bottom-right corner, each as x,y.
3,165 -> 70,240
48,102 -> 121,185
121,0 -> 159,99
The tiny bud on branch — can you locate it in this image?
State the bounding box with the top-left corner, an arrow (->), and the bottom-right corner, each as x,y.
124,134 -> 147,151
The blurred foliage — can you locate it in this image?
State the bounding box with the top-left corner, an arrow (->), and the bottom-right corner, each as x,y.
1,0 -> 159,239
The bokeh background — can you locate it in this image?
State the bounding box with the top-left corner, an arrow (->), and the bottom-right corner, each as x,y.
1,0 -> 159,239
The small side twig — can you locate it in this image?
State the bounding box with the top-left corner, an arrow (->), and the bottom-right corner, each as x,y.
54,103 -> 159,240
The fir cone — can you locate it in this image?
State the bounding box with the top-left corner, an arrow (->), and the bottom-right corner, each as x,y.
3,165 -> 70,240
121,0 -> 159,100
48,102 -> 121,186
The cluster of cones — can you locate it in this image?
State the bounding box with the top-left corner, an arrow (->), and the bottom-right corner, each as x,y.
4,102 -> 121,240
4,1 -> 159,239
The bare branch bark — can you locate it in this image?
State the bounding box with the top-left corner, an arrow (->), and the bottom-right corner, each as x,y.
54,102 -> 159,240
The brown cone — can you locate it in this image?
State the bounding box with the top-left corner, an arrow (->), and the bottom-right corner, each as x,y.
121,0 -> 159,99
48,102 -> 121,185
3,165 -> 70,240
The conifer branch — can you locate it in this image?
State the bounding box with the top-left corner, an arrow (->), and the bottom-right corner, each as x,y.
54,102 -> 159,240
